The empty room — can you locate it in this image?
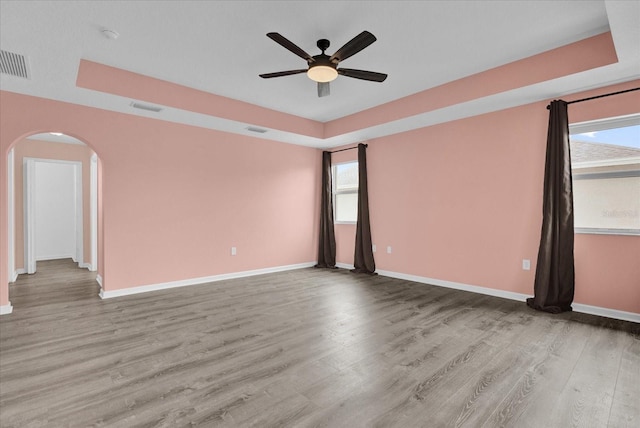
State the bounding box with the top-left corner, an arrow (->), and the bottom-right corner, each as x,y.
0,1 -> 638,427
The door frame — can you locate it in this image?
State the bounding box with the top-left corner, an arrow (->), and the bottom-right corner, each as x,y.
23,158 -> 83,274
90,153 -> 98,272
7,149 -> 15,281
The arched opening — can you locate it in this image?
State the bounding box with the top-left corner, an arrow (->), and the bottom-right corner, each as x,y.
6,131 -> 103,311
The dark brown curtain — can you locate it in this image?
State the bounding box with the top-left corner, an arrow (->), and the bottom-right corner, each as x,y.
352,143 -> 376,274
315,151 -> 336,268
527,100 -> 575,313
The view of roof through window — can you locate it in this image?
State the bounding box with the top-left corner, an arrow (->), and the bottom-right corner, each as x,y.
571,125 -> 640,166
570,124 -> 640,164
569,119 -> 639,234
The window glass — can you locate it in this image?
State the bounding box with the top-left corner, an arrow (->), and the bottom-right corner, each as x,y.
335,193 -> 358,223
335,163 -> 358,190
333,162 -> 358,223
570,117 -> 640,235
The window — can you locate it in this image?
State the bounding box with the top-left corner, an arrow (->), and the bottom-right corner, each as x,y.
333,161 -> 358,223
570,114 -> 640,235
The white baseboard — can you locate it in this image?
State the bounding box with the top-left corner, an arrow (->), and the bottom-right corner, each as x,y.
336,262 -> 354,270
377,269 -> 531,302
0,302 -> 13,315
99,262 -> 317,299
375,269 -> 640,324
80,263 -> 92,270
10,268 -> 26,283
96,274 -> 103,288
572,303 -> 640,324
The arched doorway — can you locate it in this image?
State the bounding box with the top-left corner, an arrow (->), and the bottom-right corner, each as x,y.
5,131 -> 102,312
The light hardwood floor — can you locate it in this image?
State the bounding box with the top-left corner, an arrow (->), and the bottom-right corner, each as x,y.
0,259 -> 638,427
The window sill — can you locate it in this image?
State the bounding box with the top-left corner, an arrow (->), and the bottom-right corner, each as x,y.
575,228 -> 640,236
335,221 -> 356,225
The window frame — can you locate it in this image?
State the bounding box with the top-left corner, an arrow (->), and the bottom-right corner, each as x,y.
332,160 -> 359,225
569,114 -> 640,236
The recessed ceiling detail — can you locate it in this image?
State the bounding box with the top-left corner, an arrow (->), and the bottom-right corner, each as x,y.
1,1 -> 638,148
0,50 -> 29,79
77,32 -> 618,144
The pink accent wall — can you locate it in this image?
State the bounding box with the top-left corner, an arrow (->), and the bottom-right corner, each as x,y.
325,32 -> 617,138
0,44 -> 637,318
574,234 -> 639,314
334,81 -> 640,314
76,60 -> 324,139
12,139 -> 93,272
0,92 -> 320,306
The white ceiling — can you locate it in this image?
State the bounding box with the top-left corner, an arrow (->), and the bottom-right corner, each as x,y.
27,133 -> 85,145
1,1 -> 639,148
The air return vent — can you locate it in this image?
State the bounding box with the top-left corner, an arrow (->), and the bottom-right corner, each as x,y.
130,101 -> 162,112
246,126 -> 268,134
0,50 -> 30,79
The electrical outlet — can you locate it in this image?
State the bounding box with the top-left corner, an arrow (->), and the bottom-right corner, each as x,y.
387,246 -> 392,254
522,259 -> 530,270
231,247 -> 237,256
372,244 -> 377,253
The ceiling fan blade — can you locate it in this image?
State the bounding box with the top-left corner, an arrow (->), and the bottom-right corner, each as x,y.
259,69 -> 307,79
266,32 -> 314,62
330,31 -> 377,63
318,82 -> 330,97
338,68 -> 387,82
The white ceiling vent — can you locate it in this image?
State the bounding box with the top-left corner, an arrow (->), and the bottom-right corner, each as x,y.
130,101 -> 162,112
246,126 -> 268,134
0,50 -> 30,79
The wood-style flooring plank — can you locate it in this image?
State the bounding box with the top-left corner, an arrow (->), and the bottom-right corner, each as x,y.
1,259 -> 638,427
608,338 -> 640,428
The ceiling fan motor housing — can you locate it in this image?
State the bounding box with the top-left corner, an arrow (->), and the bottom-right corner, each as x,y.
309,54 -> 336,68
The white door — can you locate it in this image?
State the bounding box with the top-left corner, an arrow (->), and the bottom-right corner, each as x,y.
24,159 -> 83,273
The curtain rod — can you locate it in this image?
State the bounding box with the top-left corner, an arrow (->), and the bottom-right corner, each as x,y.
329,144 -> 367,154
546,87 -> 640,109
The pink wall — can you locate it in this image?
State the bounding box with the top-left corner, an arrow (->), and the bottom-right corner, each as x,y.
0,92 -> 320,307
334,81 -> 640,314
574,234 -> 639,313
0,77 -> 637,315
12,139 -> 93,272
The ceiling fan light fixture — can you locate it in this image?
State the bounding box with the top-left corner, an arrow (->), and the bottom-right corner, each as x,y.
307,65 -> 338,83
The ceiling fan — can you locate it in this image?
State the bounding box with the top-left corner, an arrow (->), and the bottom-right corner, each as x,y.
259,31 -> 387,97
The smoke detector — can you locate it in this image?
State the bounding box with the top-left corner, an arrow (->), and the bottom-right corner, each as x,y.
101,28 -> 119,40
